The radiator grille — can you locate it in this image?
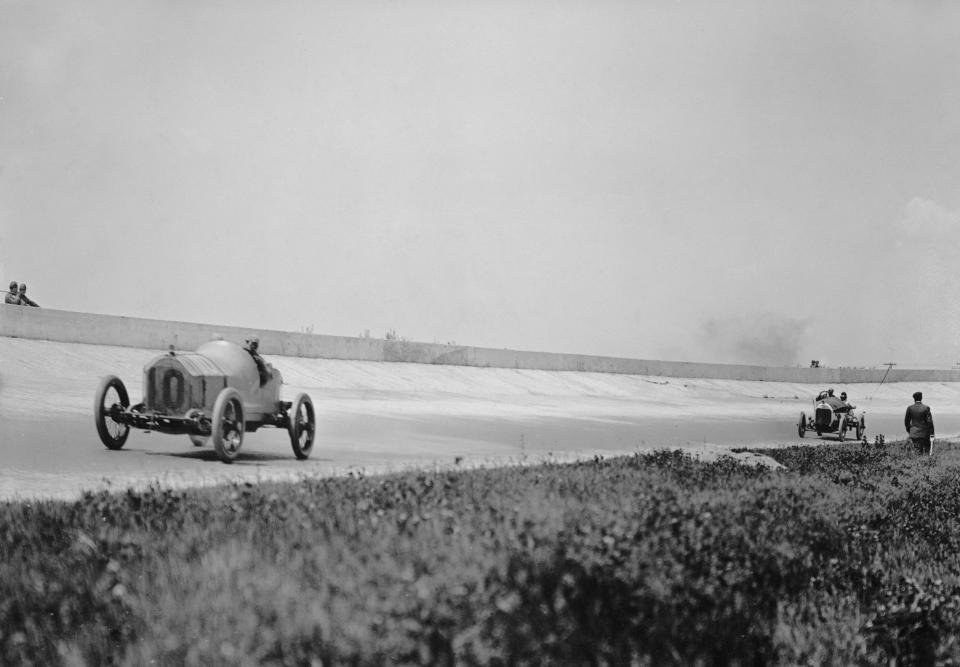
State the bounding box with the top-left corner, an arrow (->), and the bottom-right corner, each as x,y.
147,366 -> 187,413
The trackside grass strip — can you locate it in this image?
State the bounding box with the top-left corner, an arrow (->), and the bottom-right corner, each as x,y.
3,442 -> 960,665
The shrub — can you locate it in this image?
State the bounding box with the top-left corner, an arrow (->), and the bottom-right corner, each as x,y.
3,444 -> 960,664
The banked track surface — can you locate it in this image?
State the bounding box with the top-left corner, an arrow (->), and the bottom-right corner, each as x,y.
3,338 -> 960,501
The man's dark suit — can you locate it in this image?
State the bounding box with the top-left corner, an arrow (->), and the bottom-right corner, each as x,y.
905,401 -> 934,454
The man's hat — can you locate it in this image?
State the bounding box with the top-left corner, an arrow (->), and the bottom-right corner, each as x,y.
8,281 -> 16,290
18,283 -> 26,291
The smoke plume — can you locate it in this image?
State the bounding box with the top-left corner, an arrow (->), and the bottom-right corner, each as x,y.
700,313 -> 811,366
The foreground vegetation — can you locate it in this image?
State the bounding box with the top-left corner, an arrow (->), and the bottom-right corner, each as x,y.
3,441 -> 960,665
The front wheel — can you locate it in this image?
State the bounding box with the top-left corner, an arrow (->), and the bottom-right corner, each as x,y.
838,415 -> 847,442
797,412 -> 806,438
212,388 -> 244,463
288,393 -> 316,460
94,375 -> 130,450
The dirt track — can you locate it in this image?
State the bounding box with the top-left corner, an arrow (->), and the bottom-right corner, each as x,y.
3,338 -> 960,501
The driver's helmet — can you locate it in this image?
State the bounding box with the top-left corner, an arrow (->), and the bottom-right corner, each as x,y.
840,392 -> 847,400
245,336 -> 260,351
827,388 -> 834,396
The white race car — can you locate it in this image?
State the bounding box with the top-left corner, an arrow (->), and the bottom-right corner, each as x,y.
94,339 -> 316,463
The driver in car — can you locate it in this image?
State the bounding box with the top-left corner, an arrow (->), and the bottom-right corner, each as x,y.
243,337 -> 272,386
837,391 -> 855,413
822,388 -> 844,410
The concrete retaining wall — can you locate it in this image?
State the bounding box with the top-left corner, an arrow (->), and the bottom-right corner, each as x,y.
3,304 -> 958,383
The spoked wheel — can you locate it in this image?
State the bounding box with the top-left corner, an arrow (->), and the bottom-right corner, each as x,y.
837,415 -> 847,442
288,393 -> 316,460
94,375 -> 130,450
855,418 -> 863,441
212,388 -> 244,463
797,412 -> 806,438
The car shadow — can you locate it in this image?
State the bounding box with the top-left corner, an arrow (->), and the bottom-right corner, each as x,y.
828,435 -> 866,443
146,449 -> 293,464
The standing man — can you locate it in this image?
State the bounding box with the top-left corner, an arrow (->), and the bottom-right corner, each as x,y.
17,283 -> 38,307
5,281 -> 21,304
905,391 -> 935,455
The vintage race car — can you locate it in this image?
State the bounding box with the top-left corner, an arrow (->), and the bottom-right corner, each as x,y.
94,339 -> 316,463
797,395 -> 865,442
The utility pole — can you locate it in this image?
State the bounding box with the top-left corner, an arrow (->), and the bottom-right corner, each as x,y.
876,362 -> 897,393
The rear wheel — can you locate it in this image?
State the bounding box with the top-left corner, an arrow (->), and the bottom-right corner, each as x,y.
838,415 -> 847,442
212,388 -> 244,463
288,393 -> 316,460
797,412 -> 806,437
94,375 -> 130,450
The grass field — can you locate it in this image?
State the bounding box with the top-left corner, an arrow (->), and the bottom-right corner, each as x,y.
3,441 -> 960,666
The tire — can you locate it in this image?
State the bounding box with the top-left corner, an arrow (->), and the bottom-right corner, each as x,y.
94,375 -> 130,450
837,415 -> 847,442
797,412 -> 806,438
211,388 -> 244,463
288,393 -> 316,460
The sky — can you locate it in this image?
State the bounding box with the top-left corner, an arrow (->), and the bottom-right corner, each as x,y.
1,0 -> 959,368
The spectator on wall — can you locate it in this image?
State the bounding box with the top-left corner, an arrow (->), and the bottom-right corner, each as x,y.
4,281 -> 20,304
17,283 -> 39,307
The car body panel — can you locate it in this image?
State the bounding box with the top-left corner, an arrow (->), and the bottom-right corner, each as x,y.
141,340 -> 282,421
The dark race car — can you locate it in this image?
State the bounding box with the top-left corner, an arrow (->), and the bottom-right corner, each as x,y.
94,338 -> 316,463
797,391 -> 865,442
